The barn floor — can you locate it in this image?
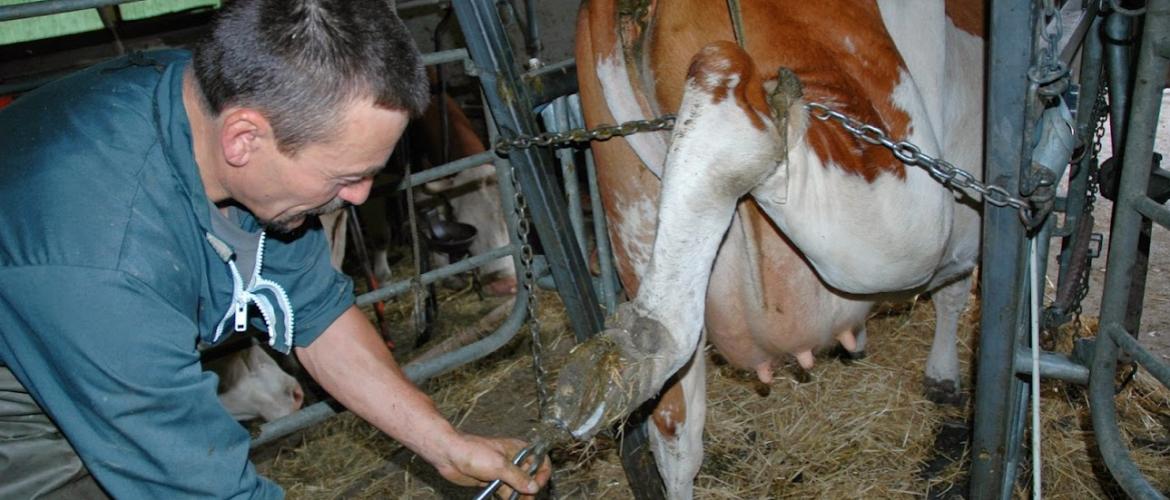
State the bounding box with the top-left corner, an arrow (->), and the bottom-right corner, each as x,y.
250,267 -> 1170,499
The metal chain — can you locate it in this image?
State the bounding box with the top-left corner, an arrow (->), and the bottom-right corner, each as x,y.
496,104 -> 1047,226
1068,82 -> 1111,329
493,115 -> 676,154
805,102 -> 1043,224
508,161 -> 549,415
1029,0 -> 1069,95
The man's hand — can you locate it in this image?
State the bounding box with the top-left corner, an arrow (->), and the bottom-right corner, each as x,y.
298,308 -> 551,498
432,433 -> 551,499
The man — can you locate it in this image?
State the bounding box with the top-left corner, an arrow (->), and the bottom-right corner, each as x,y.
0,0 -> 549,497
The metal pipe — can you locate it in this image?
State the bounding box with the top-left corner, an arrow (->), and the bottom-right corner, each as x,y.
1134,195 -> 1170,229
1090,1 -> 1170,497
398,0 -> 449,11
356,244 -> 517,306
571,94 -> 621,312
969,0 -> 1035,497
1013,349 -> 1090,384
0,0 -> 131,22
483,92 -> 529,294
370,150 -> 498,199
543,97 -> 588,259
1104,324 -> 1170,387
1104,10 -> 1136,153
3,48 -> 469,99
420,48 -> 470,68
452,0 -> 604,342
1059,0 -> 1102,66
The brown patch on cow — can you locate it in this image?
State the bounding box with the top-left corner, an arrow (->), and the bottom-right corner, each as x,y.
685,41 -> 771,131
651,379 -> 687,438
945,0 -> 986,38
576,0 -> 662,296
643,0 -> 911,182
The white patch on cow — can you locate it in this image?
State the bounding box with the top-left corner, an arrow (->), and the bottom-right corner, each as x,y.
842,35 -> 857,55
878,0 -> 946,135
613,194 -> 657,281
649,336 -> 707,500
597,54 -> 670,177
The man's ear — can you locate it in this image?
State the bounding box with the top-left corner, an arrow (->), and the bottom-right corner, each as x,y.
220,108 -> 272,167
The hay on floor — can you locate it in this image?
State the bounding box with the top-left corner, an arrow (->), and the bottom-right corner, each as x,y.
254,270 -> 1170,498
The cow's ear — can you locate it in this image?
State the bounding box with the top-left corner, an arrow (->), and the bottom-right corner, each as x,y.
219,108 -> 271,168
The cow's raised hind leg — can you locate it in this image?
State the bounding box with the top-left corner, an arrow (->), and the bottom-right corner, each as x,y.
648,333 -> 707,500
925,274 -> 972,404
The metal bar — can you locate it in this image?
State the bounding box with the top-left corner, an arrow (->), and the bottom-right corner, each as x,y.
377,150 -> 498,196
1104,11 -> 1136,155
452,0 -> 605,342
3,47 -> 470,99
969,0 -> 1035,497
1013,349 -> 1090,384
0,0 -> 132,22
1090,1 -> 1170,497
571,94 -> 621,312
1059,0 -> 1101,66
1104,323 -> 1170,387
524,59 -> 578,109
420,48 -> 470,67
398,0 -> 449,11
545,98 -> 588,259
253,288 -> 531,449
483,91 -> 529,293
356,244 -> 517,306
1134,195 -> 1170,229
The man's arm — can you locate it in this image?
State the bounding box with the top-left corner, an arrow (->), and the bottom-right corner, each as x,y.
295,306 -> 549,496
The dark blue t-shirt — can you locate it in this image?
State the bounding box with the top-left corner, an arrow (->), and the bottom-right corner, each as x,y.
0,50 -> 354,498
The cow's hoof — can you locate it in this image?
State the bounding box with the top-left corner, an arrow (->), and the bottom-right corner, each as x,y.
923,378 -> 964,406
833,345 -> 867,364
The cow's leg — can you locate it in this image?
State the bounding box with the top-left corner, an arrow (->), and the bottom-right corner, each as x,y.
924,274 -> 971,404
648,334 -> 706,500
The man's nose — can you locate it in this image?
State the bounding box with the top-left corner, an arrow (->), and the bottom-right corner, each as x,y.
338,177 -> 373,205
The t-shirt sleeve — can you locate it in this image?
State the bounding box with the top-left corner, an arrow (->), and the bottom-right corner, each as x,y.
0,266 -> 283,499
259,223 -> 354,348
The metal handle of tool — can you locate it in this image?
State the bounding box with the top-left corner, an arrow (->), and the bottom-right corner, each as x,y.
472,444 -> 536,500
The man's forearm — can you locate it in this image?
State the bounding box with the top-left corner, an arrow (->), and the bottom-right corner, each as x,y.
295,306 -> 458,464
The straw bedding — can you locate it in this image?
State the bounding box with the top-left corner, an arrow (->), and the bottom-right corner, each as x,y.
253,272 -> 1170,499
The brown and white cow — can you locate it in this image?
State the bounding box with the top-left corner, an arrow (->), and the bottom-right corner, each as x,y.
550,1 -> 985,496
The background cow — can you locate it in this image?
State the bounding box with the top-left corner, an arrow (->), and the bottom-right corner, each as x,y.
206,344 -> 304,423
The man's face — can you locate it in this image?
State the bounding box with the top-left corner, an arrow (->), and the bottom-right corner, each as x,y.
247,100 -> 409,235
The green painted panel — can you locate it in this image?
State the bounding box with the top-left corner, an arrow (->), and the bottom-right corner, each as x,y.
118,0 -> 218,21
0,0 -> 104,45
0,0 -> 220,46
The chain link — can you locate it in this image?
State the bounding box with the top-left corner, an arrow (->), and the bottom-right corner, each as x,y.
1069,82 -> 1110,329
496,103 -> 1050,227
494,115 -> 676,154
508,161 -> 550,416
804,102 -> 1042,224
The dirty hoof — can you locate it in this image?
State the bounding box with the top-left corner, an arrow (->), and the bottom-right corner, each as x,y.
752,380 -> 772,397
832,345 -> 867,364
923,378 -> 964,406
